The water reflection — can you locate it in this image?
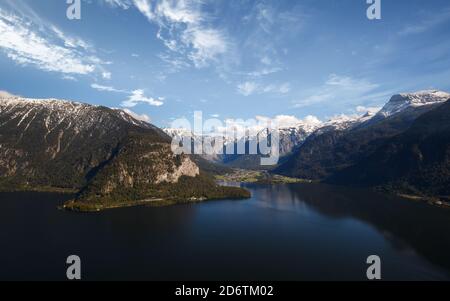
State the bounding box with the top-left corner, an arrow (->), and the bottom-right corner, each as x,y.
246,183 -> 450,274
1,185 -> 450,281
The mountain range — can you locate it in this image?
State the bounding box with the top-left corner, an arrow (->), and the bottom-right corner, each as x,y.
0,94 -> 249,211
328,97 -> 450,198
276,90 -> 450,199
1,89 -> 449,208
165,90 -> 450,200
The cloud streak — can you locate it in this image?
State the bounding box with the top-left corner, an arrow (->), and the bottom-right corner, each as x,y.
91,83 -> 126,93
102,0 -> 133,10
132,0 -> 228,68
237,81 -> 290,96
0,7 -> 109,78
293,74 -> 380,108
91,83 -> 164,107
121,89 -> 164,107
398,8 -> 450,35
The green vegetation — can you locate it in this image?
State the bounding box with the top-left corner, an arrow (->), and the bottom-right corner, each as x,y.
64,174 -> 250,212
215,169 -> 309,184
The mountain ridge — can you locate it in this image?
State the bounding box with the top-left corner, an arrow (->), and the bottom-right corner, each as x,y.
327,98 -> 450,199
0,95 -> 250,211
274,90 -> 449,181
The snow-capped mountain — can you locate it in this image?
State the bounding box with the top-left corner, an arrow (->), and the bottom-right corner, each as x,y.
164,128 -> 193,138
300,108 -> 379,137
163,90 -> 450,171
327,98 -> 450,197
0,94 -> 156,133
377,90 -> 450,118
0,95 -> 211,204
1,94 -> 250,211
275,90 -> 450,180
164,110 -> 375,160
165,115 -> 324,158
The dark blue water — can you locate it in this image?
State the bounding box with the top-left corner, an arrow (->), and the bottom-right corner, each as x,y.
1,183 -> 449,281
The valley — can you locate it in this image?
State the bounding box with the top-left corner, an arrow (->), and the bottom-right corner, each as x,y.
0,95 -> 250,212
215,169 -> 308,184
1,90 -> 449,211
166,90 -> 450,207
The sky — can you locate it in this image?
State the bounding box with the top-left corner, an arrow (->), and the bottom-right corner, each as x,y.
0,0 -> 450,128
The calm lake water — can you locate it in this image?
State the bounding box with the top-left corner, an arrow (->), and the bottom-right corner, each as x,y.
1,183 -> 450,281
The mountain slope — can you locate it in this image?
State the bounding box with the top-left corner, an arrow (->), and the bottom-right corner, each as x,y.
220,122 -> 321,170
361,90 -> 450,127
164,116 -> 324,170
327,99 -> 450,198
274,91 -> 448,180
377,90 -> 450,118
0,95 -> 249,210
0,96 -> 167,189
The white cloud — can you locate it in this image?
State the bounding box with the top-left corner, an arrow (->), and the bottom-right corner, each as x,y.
356,105 -> 381,115
102,72 -> 112,80
256,114 -> 322,129
131,0 -> 228,68
208,114 -> 322,137
90,83 -> 165,107
0,90 -> 17,98
91,83 -> 126,93
238,2 -> 305,77
237,81 -> 291,96
102,0 -> 133,9
0,8 -> 109,78
122,108 -> 151,122
50,26 -> 91,51
184,27 -> 228,67
121,89 -> 164,107
237,81 -> 259,96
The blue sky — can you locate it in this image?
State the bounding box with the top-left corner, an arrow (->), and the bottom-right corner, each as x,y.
1,0 -> 450,127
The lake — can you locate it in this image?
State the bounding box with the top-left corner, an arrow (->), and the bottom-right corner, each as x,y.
1,183 -> 449,281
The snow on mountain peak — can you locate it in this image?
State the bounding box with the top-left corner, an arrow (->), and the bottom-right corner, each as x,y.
0,90 -> 18,99
0,94 -> 89,108
378,90 -> 450,117
0,95 -> 154,132
271,115 -> 323,135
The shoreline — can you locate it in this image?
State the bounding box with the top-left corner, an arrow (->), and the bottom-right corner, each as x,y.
215,169 -> 312,185
397,193 -> 450,209
62,194 -> 250,212
0,186 -> 78,194
3,181 -> 447,212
